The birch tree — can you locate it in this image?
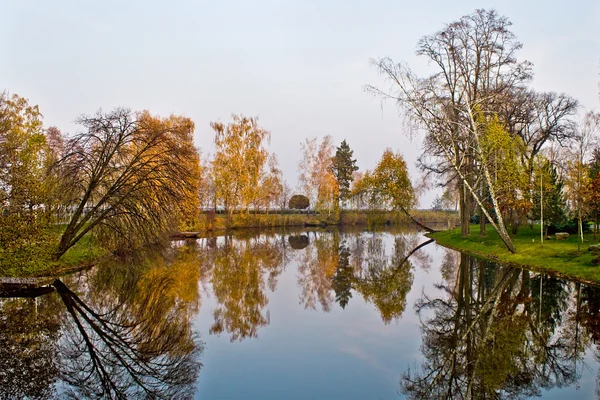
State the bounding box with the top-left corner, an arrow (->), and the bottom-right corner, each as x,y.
298,136 -> 338,213
368,9 -> 533,253
211,115 -> 270,215
565,111 -> 600,251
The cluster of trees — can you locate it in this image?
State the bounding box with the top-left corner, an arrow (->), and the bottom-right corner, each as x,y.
0,94 -> 201,266
203,126 -> 416,218
0,89 -> 418,270
296,135 -> 416,216
369,8 -> 600,252
202,115 -> 285,215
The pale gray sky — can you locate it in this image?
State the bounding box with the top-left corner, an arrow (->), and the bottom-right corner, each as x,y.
2,0 -> 599,206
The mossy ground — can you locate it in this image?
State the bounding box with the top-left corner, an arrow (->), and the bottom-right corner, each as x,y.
430,224 -> 600,284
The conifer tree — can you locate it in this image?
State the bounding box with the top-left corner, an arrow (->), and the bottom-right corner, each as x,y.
331,140 -> 358,205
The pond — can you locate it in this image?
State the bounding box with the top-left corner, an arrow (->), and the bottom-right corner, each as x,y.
1,226 -> 600,399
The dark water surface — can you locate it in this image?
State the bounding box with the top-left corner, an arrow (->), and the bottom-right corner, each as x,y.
2,226 -> 600,399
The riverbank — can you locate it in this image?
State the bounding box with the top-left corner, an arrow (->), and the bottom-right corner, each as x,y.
429,225 -> 600,285
182,209 -> 458,234
0,233 -> 108,278
2,210 -> 457,278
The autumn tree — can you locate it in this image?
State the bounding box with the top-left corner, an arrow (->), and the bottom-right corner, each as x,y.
298,136 -> 339,213
349,171 -> 377,210
211,115 -> 270,215
368,9 -> 533,252
198,152 -> 216,211
0,92 -> 57,271
54,108 -> 201,259
258,154 -> 283,213
565,111 -> 600,250
278,181 -> 292,211
480,115 -> 530,234
331,139 -> 358,206
370,149 -> 415,212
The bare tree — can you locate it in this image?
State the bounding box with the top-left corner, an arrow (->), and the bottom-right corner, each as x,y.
499,89 -> 578,185
367,9 -> 534,252
55,108 -> 201,259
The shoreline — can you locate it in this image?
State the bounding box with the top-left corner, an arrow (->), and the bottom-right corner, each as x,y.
2,212 -> 458,279
428,226 -> 600,287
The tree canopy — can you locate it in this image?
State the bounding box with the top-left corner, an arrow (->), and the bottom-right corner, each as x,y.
54,108 -> 201,259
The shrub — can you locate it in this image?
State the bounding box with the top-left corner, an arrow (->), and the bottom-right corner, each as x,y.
289,194 -> 310,210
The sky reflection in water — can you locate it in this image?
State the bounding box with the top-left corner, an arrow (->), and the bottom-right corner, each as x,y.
193,228 -> 600,399
2,227 -> 600,399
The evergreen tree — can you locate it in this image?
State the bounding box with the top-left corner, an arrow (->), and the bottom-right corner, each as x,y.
331,140 -> 358,205
531,162 -> 567,236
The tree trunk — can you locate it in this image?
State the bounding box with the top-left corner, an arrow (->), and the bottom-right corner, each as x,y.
578,211 -> 583,253
479,207 -> 487,237
460,182 -> 471,236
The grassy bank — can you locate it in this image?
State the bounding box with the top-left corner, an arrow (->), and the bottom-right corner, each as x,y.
430,225 -> 600,284
0,230 -> 108,278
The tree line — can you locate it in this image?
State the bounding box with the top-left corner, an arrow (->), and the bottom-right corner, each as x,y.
367,8 -> 600,253
0,95 -> 415,269
202,118 -> 415,217
4,8 -> 596,265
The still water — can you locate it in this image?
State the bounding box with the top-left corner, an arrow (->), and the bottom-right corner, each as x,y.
2,226 -> 600,399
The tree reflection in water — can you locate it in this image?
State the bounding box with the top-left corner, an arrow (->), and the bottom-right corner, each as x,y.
0,243 -> 203,400
297,231 -> 339,312
207,234 -> 286,341
0,294 -> 62,399
352,235 -> 430,323
295,228 -> 430,323
7,230 -> 600,398
401,252 -> 590,399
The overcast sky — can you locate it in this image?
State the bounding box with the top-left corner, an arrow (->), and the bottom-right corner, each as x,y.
2,0 -> 599,206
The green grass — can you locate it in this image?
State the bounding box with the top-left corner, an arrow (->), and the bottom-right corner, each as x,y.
57,234 -> 108,270
430,224 -> 600,284
0,231 -> 108,278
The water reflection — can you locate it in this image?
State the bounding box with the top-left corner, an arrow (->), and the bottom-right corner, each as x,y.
288,234 -> 310,250
351,235 -> 430,323
3,228 -> 600,399
0,292 -> 61,399
208,235 -> 286,341
0,244 -> 203,399
401,252 -> 588,399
